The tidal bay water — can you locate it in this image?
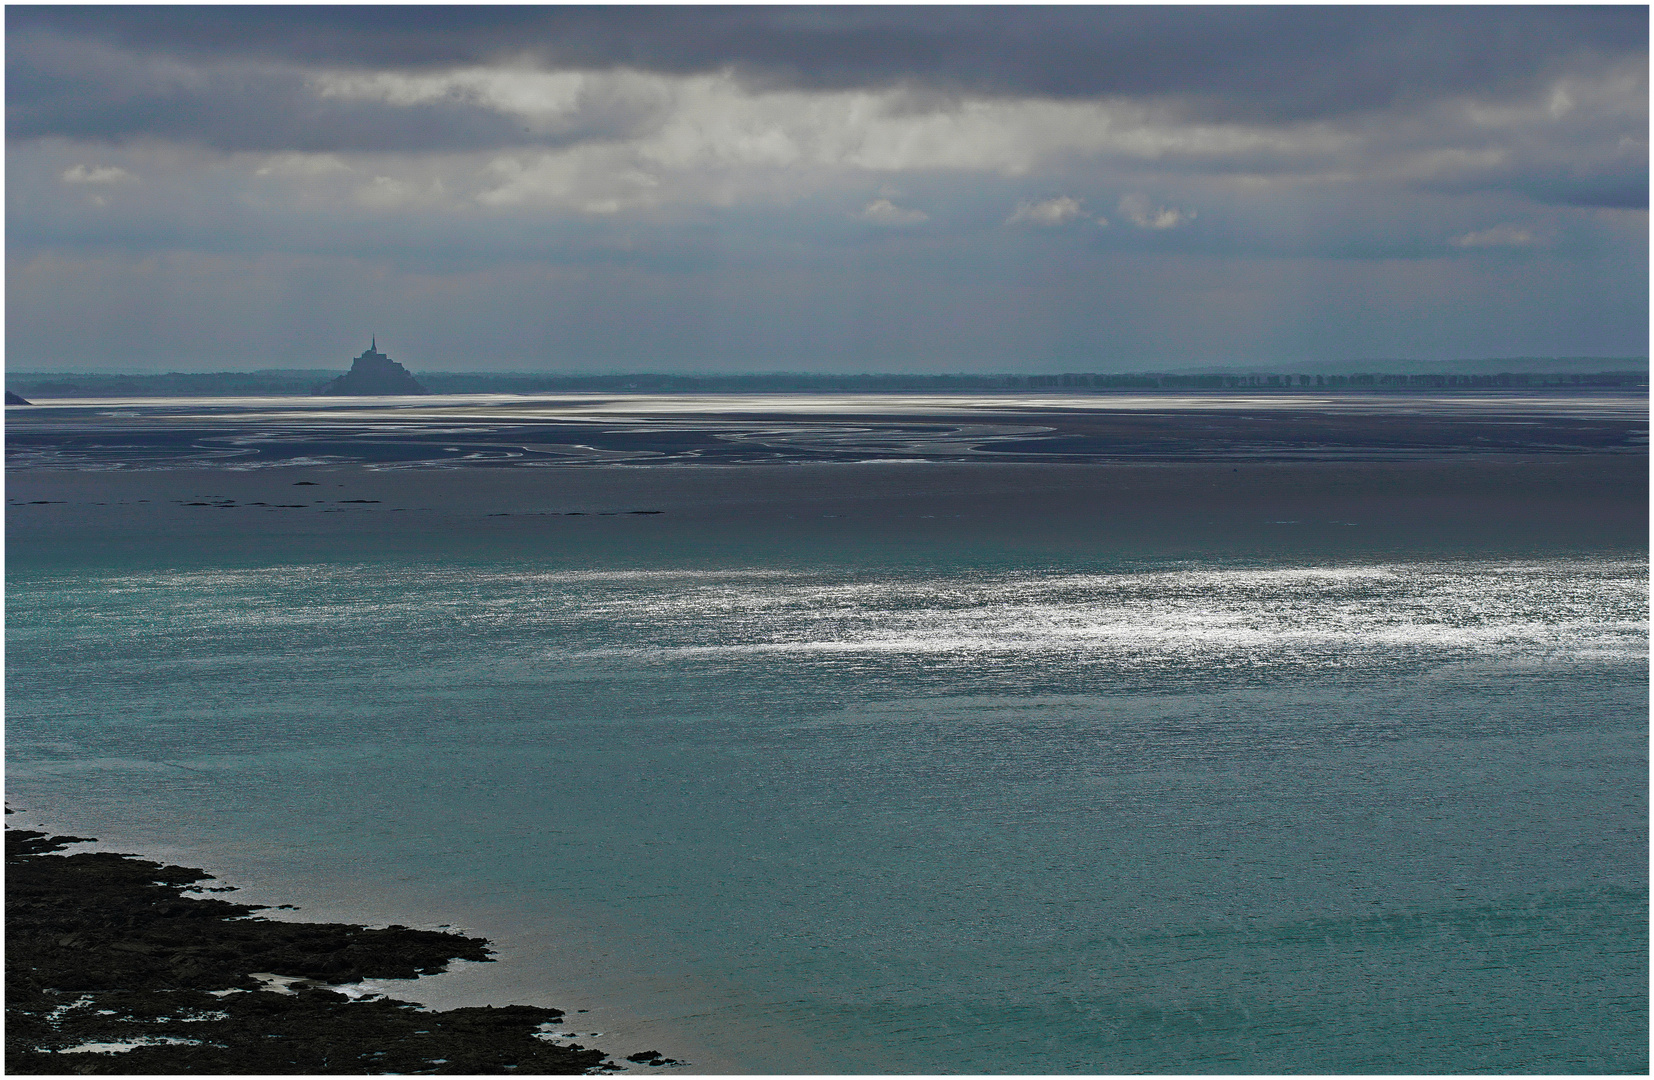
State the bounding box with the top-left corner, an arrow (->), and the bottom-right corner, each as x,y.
6,399 -> 1649,1073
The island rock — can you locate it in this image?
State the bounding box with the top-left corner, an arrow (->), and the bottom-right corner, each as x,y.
314,340 -> 429,396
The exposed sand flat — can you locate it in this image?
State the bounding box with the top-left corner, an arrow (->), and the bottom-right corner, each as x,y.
6,391 -> 1646,472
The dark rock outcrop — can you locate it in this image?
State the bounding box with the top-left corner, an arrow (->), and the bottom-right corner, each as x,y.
5,828 -> 625,1074
314,342 -> 428,396
6,391 -> 32,405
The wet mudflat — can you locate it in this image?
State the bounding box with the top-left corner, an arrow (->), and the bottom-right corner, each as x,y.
5,391 -> 1646,470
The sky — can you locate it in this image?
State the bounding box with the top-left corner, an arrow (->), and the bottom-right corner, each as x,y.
6,5 -> 1648,373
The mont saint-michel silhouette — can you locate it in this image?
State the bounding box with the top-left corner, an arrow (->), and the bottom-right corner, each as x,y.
314,338 -> 429,396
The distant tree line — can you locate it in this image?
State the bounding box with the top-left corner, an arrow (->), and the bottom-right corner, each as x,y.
1107,371 -> 1648,390
7,370 -> 338,397
421,370 -> 1649,393
8,367 -> 1647,398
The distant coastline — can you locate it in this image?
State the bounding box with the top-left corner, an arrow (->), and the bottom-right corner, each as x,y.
7,362 -> 1648,399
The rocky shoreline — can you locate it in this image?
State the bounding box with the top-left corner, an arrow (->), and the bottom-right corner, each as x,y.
5,827 -> 683,1074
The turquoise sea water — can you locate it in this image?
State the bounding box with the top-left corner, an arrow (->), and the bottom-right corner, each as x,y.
7,527 -> 1646,1072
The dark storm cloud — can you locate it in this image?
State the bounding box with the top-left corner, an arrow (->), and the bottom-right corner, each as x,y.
6,27 -> 651,152
6,6 -> 1645,372
9,6 -> 1647,148
1433,170 -> 1649,211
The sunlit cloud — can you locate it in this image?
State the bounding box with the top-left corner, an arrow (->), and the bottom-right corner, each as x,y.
852,198 -> 929,226
1451,223 -> 1538,248
61,165 -> 135,184
1006,195 -> 1091,227
1117,193 -> 1195,229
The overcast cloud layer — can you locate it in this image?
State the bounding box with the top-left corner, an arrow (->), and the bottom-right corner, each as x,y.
7,6 -> 1647,372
